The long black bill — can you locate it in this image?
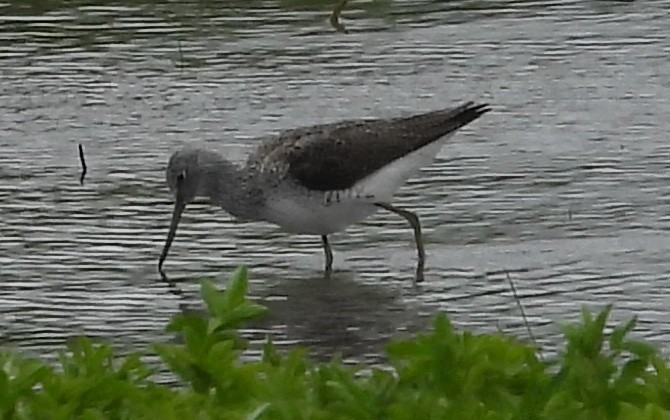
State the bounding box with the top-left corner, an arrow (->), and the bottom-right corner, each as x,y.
158,198 -> 186,281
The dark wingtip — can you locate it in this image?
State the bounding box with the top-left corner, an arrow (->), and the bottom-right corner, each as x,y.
452,101 -> 492,127
467,102 -> 492,116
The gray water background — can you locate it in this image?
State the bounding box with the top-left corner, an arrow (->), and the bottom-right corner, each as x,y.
1,0 -> 669,369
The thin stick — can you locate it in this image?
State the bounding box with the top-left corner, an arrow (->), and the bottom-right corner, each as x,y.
505,271 -> 540,353
78,144 -> 87,185
330,0 -> 349,33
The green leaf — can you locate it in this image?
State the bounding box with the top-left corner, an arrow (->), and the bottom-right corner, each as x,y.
218,302 -> 268,330
262,338 -> 281,367
620,359 -> 649,382
200,279 -> 226,317
622,341 -> 658,361
226,266 -> 250,310
610,316 -> 638,351
247,402 -> 271,420
593,305 -> 612,333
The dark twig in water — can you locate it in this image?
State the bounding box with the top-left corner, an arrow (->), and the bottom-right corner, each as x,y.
330,0 -> 349,33
506,271 -> 541,356
78,144 -> 87,185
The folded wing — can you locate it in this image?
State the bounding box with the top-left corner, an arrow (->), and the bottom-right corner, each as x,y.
254,102 -> 490,191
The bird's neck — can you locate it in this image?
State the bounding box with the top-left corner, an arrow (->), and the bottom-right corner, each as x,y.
197,152 -> 262,221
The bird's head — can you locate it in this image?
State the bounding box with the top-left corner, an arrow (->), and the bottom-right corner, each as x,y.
159,147 -> 205,280
165,148 -> 203,205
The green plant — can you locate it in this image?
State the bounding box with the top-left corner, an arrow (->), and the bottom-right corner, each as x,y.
2,268 -> 670,419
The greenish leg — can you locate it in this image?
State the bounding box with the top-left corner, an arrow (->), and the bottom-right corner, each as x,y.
375,203 -> 425,283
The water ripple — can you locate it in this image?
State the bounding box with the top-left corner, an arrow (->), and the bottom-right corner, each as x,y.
1,0 -> 670,365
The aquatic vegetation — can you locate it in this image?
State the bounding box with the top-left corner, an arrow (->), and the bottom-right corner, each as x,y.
2,267 -> 670,418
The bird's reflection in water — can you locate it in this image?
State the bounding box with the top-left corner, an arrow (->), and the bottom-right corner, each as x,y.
248,270 -> 434,363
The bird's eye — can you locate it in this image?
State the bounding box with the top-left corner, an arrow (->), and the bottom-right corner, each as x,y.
176,170 -> 186,183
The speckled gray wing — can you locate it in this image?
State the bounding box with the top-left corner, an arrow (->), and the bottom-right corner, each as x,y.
272,102 -> 490,191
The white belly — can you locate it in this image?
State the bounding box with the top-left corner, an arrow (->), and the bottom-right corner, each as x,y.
263,196 -> 379,235
261,134 -> 453,235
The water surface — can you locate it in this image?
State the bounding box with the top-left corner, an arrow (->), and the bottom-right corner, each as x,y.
1,0 -> 669,365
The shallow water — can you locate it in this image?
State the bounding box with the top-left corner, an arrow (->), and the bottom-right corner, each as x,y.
1,0 -> 670,366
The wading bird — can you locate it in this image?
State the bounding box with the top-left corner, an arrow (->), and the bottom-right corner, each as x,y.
158,101 -> 490,282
